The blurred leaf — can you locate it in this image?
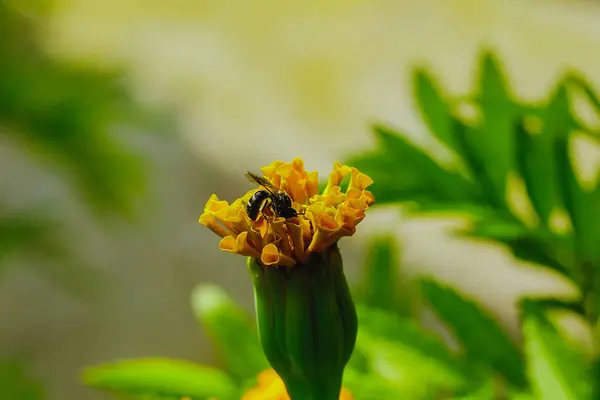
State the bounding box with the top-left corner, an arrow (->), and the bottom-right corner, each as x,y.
591,357 -> 600,400
509,391 -> 536,400
354,306 -> 471,395
564,72 -> 600,141
342,368 -> 405,400
514,83 -> 572,226
520,297 -> 585,317
413,67 -> 457,152
83,358 -> 237,400
555,124 -> 600,292
453,378 -> 495,400
403,201 -> 493,217
0,214 -> 53,265
522,312 -> 591,399
0,361 -> 44,400
346,125 -> 478,205
0,2 -> 151,218
468,50 -> 516,208
0,211 -> 107,300
357,235 -> 416,316
450,119 -> 501,208
419,279 -> 527,388
458,214 -> 573,277
191,284 -> 268,382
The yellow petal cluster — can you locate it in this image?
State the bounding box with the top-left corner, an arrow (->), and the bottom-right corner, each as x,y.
241,369 -> 354,400
199,158 -> 375,267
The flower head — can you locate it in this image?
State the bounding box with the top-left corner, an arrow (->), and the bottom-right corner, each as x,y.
199,158 -> 375,267
242,369 -> 354,400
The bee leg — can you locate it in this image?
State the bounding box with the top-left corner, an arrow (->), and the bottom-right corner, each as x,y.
261,208 -> 274,223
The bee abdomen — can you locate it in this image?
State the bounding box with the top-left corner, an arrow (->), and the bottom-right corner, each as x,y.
246,190 -> 271,221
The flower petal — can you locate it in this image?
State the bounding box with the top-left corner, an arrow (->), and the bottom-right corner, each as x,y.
348,167 -> 374,191
203,194 -> 230,219
307,212 -> 340,254
285,218 -> 306,262
219,232 -> 261,258
268,218 -> 293,257
260,243 -> 295,267
323,162 -> 351,195
199,213 -> 232,238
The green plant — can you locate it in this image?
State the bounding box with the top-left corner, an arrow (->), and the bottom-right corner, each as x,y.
345,49 -> 600,399
83,48 -> 600,399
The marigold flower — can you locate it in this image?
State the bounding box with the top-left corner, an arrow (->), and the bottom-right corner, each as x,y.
199,158 -> 374,400
199,158 -> 375,266
241,369 -> 354,400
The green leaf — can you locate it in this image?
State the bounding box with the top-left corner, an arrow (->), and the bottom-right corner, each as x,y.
450,119 -> 502,208
465,50 -> 517,209
459,215 -> 573,277
591,357 -> 600,400
413,67 -> 457,151
357,235 -> 416,317
354,306 -> 471,395
554,126 -> 600,286
564,72 -> 600,135
514,87 -> 568,225
83,358 -> 237,400
191,284 -> 268,382
453,377 -> 496,400
520,297 -> 584,317
0,361 -> 44,400
509,391 -> 536,400
342,368 -> 406,400
522,313 -> 591,399
419,279 -> 527,388
346,125 -> 478,205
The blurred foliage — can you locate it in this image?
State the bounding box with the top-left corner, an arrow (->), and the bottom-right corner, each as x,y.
83,49 -> 600,399
0,1 -> 164,397
344,49 -> 600,398
0,361 -> 45,400
83,237 -> 589,399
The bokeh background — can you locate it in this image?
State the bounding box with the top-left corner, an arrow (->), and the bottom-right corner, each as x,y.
2,0 -> 600,398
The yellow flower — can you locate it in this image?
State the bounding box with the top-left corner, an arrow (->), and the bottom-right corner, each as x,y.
199,158 -> 375,267
241,369 -> 354,400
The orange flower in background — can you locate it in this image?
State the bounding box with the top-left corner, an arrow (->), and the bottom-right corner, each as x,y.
241,369 -> 354,400
199,158 -> 375,267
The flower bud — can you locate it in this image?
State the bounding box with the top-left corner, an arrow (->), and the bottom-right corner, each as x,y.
248,244 -> 357,400
199,158 -> 374,399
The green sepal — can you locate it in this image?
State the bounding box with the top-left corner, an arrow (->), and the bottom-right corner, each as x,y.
247,244 -> 357,400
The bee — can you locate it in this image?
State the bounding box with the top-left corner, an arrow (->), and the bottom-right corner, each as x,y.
245,171 -> 303,221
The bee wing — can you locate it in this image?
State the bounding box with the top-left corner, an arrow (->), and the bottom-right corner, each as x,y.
245,171 -> 279,195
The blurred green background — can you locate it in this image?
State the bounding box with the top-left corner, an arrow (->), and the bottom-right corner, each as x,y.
2,0 -> 600,399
